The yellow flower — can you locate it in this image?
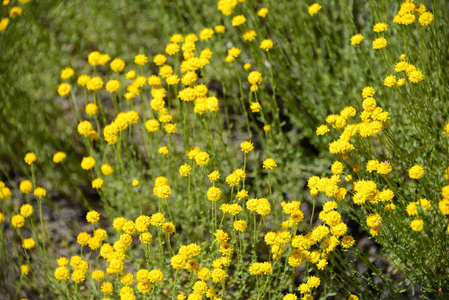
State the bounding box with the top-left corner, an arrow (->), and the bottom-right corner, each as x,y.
260,39 -> 274,51
106,79 -> 120,93
410,219 -> 423,232
132,180 -> 139,187
22,238 -> 36,249
20,265 -> 30,275
250,102 -> 261,112
231,15 -> 246,26
383,74 -> 396,87
419,12 -> 433,26
53,152 -> 67,163
316,124 -> 329,136
33,187 -> 46,198
373,23 -> 388,32
408,69 -> 424,83
77,74 -> 90,87
372,37 -> 387,49
87,76 -> 104,91
158,146 -> 169,155
263,158 -> 277,170
61,68 -> 75,79
81,156 -> 96,170
179,164 -> 192,177
54,266 -> 70,281
12,214 -> 25,228
9,6 -> 22,18
409,165 -> 424,179
58,83 -> 72,96
86,210 -> 100,223
195,151 -> 210,166
214,25 -> 225,33
92,178 -> 104,189
110,58 -> 125,72
350,34 -> 364,45
20,204 -> 33,218
240,141 -> 254,153
308,3 -> 322,16
199,28 -> 214,40
258,8 -> 269,17
135,54 -> 148,65
20,180 -> 33,194
0,18 -> 9,32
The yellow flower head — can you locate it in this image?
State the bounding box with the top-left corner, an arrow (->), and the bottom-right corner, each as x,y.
135,54 -> 148,65
61,68 -> 75,79
240,141 -> 254,153
372,37 -> 387,49
350,34 -> 364,45
308,3 -> 322,16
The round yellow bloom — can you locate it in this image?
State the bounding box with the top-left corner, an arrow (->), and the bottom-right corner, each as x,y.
20,204 -> 33,218
86,210 -> 100,223
231,15 -> 246,26
233,220 -> 247,232
131,180 -> 139,187
214,25 -> 225,33
33,187 -> 46,198
10,6 -> 23,18
243,30 -> 257,41
86,76 -> 104,91
419,12 -> 433,26
0,18 -> 10,32
19,180 -> 33,194
106,79 -> 120,93
383,74 -> 396,87
24,152 -> 37,165
21,265 -> 30,275
165,43 -> 180,56
101,282 -> 114,294
179,164 -> 192,177
171,255 -> 186,269
199,28 -> 214,40
52,151 -> 67,163
211,268 -> 227,283
372,37 -> 387,49
77,120 -> 93,136
410,219 -> 423,232
195,151 -> 210,166
148,269 -> 164,283
409,165 -> 424,179
135,54 -> 148,65
81,156 -> 96,170
110,58 -> 125,72
248,71 -> 262,86
408,69 -> 424,83
260,39 -> 274,51
92,270 -> 105,282
350,34 -> 364,45
373,23 -> 388,32
249,262 -> 273,275
308,3 -> 322,16
101,164 -> 114,176
61,68 -> 75,79
54,267 -> 70,281
92,178 -> 104,189
22,238 -> 36,249
240,141 -> 254,153
12,214 -> 25,228
258,8 -> 269,17
77,75 -> 90,87
158,146 -> 169,155
263,158 -> 277,170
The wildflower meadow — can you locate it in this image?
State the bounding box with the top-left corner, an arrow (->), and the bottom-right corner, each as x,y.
1,0 -> 448,299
